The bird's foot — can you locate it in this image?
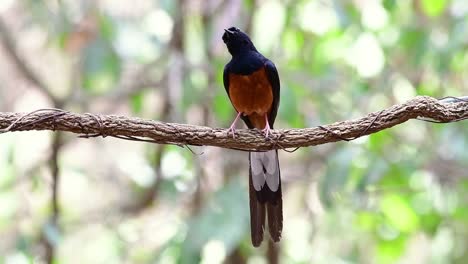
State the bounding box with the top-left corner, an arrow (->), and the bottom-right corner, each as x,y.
227,112 -> 242,139
262,115 -> 272,138
262,125 -> 272,138
227,125 -> 237,139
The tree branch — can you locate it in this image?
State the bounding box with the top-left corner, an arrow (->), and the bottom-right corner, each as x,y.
0,96 -> 466,151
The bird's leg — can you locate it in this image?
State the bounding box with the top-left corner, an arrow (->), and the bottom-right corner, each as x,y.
227,112 -> 242,138
262,115 -> 272,138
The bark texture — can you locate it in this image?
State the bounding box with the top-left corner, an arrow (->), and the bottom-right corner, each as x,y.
0,96 -> 466,151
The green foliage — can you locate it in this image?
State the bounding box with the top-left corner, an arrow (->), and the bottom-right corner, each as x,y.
180,180 -> 249,263
0,0 -> 467,263
82,15 -> 120,93
130,92 -> 145,114
421,0 -> 448,17
82,41 -> 120,93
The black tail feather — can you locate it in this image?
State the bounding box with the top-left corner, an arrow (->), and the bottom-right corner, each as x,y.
248,151 -> 283,247
267,183 -> 282,242
249,172 -> 266,247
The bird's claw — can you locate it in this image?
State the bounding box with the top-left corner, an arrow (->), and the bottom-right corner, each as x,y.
227,112 -> 242,139
262,126 -> 272,138
227,126 -> 236,139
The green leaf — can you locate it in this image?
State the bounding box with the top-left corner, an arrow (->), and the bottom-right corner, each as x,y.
382,0 -> 396,11
420,0 -> 447,17
376,235 -> 407,264
419,212 -> 442,235
243,0 -> 255,9
380,194 -> 420,233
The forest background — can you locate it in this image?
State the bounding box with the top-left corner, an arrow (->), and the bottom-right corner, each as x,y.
0,0 -> 467,263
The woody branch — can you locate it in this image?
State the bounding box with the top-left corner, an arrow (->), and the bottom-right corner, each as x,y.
0,96 -> 467,152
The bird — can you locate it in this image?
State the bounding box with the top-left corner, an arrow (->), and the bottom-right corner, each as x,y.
222,27 -> 282,247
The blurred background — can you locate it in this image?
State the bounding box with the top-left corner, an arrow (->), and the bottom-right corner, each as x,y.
0,0 -> 467,263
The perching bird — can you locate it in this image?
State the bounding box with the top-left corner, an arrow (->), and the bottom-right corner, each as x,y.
222,27 -> 282,247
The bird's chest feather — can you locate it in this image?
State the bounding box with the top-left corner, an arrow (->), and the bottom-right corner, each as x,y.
228,67 -> 273,116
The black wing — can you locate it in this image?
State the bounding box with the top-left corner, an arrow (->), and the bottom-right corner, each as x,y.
264,60 -> 280,128
223,63 -> 231,97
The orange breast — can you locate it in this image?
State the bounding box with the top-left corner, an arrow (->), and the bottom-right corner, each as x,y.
228,67 -> 273,129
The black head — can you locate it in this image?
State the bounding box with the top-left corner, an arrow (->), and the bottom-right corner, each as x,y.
222,27 -> 256,56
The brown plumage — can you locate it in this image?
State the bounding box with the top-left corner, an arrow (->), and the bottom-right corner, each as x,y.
228,67 -> 273,129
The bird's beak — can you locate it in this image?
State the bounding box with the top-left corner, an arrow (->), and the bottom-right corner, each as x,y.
222,28 -> 234,43
224,28 -> 234,35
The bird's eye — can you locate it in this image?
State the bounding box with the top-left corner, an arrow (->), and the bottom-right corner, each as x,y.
243,40 -> 248,45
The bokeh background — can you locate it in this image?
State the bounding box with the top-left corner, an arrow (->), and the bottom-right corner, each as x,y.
0,0 -> 467,263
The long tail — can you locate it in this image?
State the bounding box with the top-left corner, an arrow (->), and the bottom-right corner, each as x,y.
249,150 -> 283,247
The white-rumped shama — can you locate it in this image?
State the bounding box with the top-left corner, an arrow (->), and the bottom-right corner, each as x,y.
222,27 -> 282,247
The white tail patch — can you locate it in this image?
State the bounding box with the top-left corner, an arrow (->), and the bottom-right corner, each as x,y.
250,150 -> 279,191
